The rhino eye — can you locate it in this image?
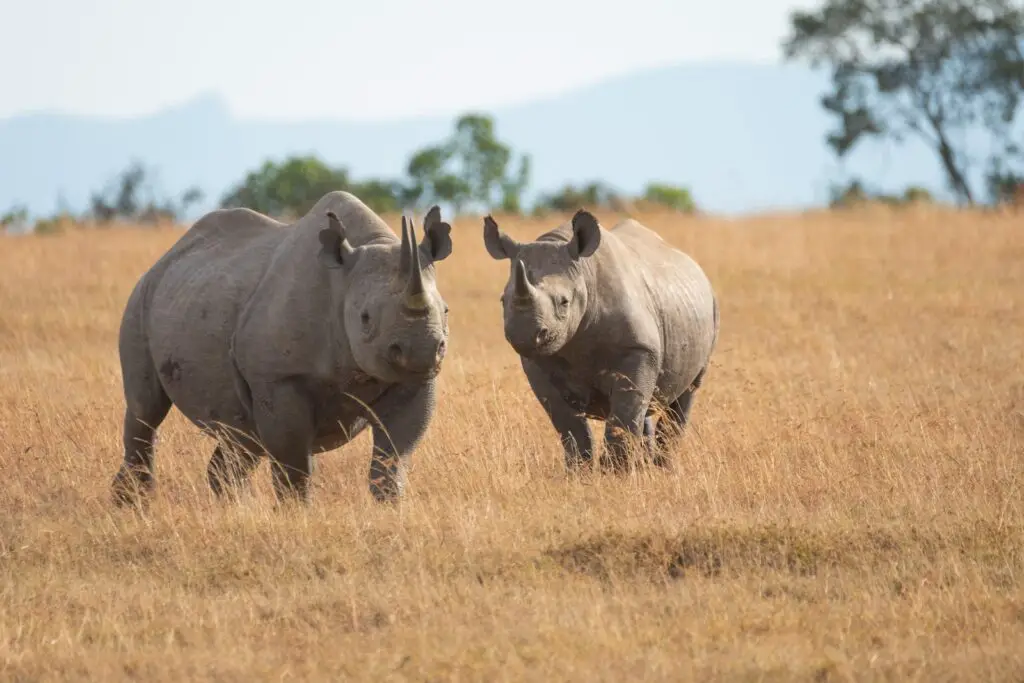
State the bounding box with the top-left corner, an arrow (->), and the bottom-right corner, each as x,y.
558,295 -> 570,307
360,310 -> 370,326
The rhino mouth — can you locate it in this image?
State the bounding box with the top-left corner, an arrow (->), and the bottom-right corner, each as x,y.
377,337 -> 446,382
508,326 -> 561,358
509,337 -> 559,358
368,362 -> 442,385
408,359 -> 444,380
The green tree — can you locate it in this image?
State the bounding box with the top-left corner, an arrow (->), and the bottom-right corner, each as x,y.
404,145 -> 471,212
782,0 -> 1024,206
985,163 -> 1024,205
89,160 -> 204,224
828,178 -> 937,208
220,156 -> 350,219
404,113 -> 531,214
220,155 -> 403,217
1,204 -> 29,233
500,155 -> 531,213
350,179 -> 405,214
902,185 -> 934,203
534,181 -> 621,213
642,182 -> 697,212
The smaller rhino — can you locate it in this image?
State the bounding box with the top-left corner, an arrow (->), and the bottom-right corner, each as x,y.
483,209 -> 719,472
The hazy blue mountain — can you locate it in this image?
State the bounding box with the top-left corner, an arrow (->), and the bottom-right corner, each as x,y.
0,62 -> 960,220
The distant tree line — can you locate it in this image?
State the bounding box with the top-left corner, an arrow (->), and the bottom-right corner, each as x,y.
2,112 -> 697,234
216,113 -> 697,221
2,161 -> 205,234
4,0 -> 1023,234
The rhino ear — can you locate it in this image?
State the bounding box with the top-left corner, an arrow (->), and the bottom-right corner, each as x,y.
318,211 -> 356,270
568,209 -> 601,259
483,215 -> 520,260
421,205 -> 453,262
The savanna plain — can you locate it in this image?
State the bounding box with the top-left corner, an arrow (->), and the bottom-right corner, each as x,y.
0,206 -> 1022,682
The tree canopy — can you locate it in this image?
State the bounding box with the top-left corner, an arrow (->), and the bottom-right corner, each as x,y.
218,114 -> 538,219
88,161 -> 203,225
403,114 -> 531,214
783,0 -> 1024,205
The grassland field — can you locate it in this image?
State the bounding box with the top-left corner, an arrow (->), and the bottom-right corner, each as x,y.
0,205 -> 1022,681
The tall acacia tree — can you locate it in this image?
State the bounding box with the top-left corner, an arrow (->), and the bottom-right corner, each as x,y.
783,0 -> 1024,205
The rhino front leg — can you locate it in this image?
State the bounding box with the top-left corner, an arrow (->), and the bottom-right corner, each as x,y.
367,380 -> 437,503
521,358 -> 594,471
602,352 -> 659,474
252,383 -> 315,504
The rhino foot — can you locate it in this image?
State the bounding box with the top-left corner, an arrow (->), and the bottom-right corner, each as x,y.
207,444 -> 262,501
111,464 -> 155,509
368,464 -> 406,504
599,422 -> 644,475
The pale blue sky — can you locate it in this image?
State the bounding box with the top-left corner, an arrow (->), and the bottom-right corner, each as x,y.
0,0 -> 814,121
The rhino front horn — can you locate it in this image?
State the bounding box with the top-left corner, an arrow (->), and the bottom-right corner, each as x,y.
399,214 -> 412,277
404,218 -> 429,311
512,258 -> 534,301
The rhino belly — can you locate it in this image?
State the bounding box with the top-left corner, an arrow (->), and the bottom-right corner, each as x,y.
312,415 -> 371,454
155,350 -> 253,435
147,312 -> 252,436
309,379 -> 390,454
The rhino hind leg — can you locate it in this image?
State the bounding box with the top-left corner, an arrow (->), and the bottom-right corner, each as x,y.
112,387 -> 172,508
642,415 -> 663,467
250,384 -> 315,505
653,366 -> 709,465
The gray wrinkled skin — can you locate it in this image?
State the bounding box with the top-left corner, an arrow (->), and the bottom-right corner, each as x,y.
111,191 -> 453,507
483,209 -> 719,472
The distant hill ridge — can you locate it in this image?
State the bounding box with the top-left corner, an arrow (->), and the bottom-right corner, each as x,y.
0,61 -> 963,219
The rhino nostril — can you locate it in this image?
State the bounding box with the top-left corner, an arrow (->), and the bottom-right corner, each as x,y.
436,340 -> 447,359
387,343 -> 404,366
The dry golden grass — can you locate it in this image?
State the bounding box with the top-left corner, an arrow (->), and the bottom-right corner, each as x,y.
1,205 -> 1022,681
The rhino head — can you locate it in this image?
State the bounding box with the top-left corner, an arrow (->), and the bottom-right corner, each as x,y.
318,206 -> 452,382
482,209 -> 601,357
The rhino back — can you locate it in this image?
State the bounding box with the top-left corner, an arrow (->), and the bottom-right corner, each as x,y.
300,191 -> 396,249
132,208 -> 289,431
228,192 -> 396,381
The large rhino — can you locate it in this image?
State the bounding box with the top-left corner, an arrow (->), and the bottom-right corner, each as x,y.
111,191 -> 452,506
482,209 -> 718,472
